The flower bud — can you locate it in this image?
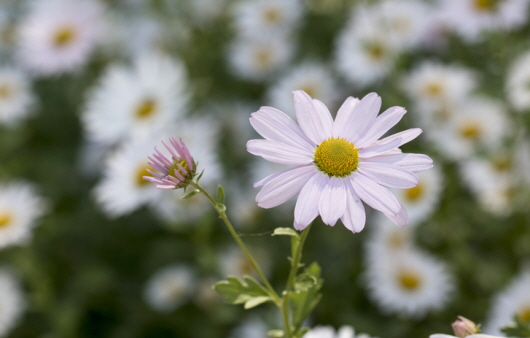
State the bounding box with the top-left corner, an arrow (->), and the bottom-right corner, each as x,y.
452,316 -> 479,338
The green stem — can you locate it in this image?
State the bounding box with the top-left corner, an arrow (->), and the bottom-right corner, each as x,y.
282,224 -> 312,338
191,182 -> 281,304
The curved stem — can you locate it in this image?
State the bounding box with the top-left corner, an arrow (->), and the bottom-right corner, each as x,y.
191,182 -> 281,305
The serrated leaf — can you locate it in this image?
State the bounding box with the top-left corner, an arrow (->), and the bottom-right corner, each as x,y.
217,185 -> 225,204
213,275 -> 273,310
181,189 -> 200,199
272,227 -> 300,238
290,262 -> 323,329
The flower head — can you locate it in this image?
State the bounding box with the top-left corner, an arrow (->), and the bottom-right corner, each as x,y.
143,137 -> 196,190
247,90 -> 433,232
452,316 -> 480,338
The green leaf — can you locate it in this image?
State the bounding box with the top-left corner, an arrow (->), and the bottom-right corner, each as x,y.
500,316 -> 530,338
217,185 -> 225,204
181,189 -> 200,199
290,262 -> 323,329
213,275 -> 273,310
272,227 -> 300,238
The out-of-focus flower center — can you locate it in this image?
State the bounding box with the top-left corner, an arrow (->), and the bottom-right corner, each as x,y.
314,137 -> 359,177
0,211 -> 13,228
424,82 -> 443,98
255,48 -> 273,69
391,17 -> 411,33
473,0 -> 496,11
299,83 -> 318,99
404,182 -> 424,202
517,306 -> 530,323
397,270 -> 422,291
135,98 -> 158,119
135,164 -> 154,187
388,231 -> 408,249
0,83 -> 12,100
163,278 -> 185,300
493,156 -> 512,172
53,25 -> 77,48
459,122 -> 482,140
263,7 -> 282,24
365,42 -> 385,61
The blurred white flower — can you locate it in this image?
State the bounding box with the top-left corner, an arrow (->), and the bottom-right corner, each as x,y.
144,265 -> 196,312
16,0 -> 105,76
484,270 -> 530,335
0,269 -> 25,337
364,247 -> 454,318
0,67 -> 34,127
82,52 -> 189,145
365,215 -> 416,261
218,245 -> 271,280
434,97 -> 509,160
228,35 -> 294,82
267,62 -> 339,116
233,0 -> 304,37
303,325 -> 373,338
0,181 -> 48,249
436,0 -> 530,42
506,49 -> 530,111
393,165 -> 444,226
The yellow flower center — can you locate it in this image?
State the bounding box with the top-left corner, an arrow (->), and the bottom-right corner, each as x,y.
135,98 -> 157,119
135,164 -> 154,187
0,211 -> 13,229
404,182 -> 424,202
397,270 -> 422,291
263,7 -> 282,24
493,156 -> 512,172
424,82 -> 443,98
0,84 -> 12,100
53,26 -> 77,48
473,0 -> 496,11
255,48 -> 273,69
314,138 -> 359,177
517,306 -> 530,323
366,42 -> 385,61
388,231 -> 408,249
459,122 -> 482,140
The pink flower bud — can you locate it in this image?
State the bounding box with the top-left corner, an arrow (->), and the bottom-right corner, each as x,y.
452,316 -> 479,338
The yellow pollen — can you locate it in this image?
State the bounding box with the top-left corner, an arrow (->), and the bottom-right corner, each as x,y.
0,84 -> 11,100
263,7 -> 282,24
424,82 -> 443,97
255,48 -> 272,69
0,211 -> 13,228
517,306 -> 530,323
314,137 -> 359,177
53,26 -> 77,48
459,122 -> 482,140
135,164 -> 154,187
473,0 -> 496,11
398,271 -> 421,291
135,98 -> 157,119
404,182 -> 424,202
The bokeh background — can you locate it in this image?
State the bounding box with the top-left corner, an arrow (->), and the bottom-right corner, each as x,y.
1,0 -> 530,337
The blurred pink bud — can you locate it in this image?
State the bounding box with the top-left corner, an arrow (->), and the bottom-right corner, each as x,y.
452,316 -> 479,338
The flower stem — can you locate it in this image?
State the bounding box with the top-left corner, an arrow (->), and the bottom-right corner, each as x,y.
282,224 -> 312,338
191,182 -> 281,305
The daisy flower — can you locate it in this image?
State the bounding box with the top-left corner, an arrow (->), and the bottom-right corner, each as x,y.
16,0 -> 105,76
484,270 -> 530,335
0,181 -> 48,249
247,90 -> 433,232
506,49 -> 530,112
0,269 -> 25,337
364,247 -> 454,318
0,67 -> 34,127
144,265 -> 196,312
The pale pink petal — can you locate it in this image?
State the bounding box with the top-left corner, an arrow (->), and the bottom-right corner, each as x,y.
318,177 -> 346,226
293,90 -> 330,144
355,106 -> 407,148
362,153 -> 433,173
368,128 -> 422,150
247,139 -> 313,165
294,172 -> 328,230
312,98 -> 333,136
357,161 -> 419,188
350,172 -> 401,215
358,137 -> 402,158
250,107 -> 315,152
255,165 -> 316,208
341,181 -> 366,233
384,203 -> 408,227
333,96 -> 360,138
335,93 -> 381,142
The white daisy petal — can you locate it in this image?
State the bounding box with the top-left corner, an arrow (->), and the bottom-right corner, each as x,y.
318,177 -> 346,226
355,106 -> 407,148
333,96 -> 360,137
358,162 -> 419,188
312,98 -> 334,136
370,128 -> 422,149
345,92 -> 382,143
256,165 -> 316,208
363,153 -> 433,173
341,181 -> 366,233
294,173 -> 328,230
350,172 -> 401,215
359,137 -> 402,158
384,202 -> 408,227
293,90 -> 330,144
250,106 -> 315,151
247,139 -> 313,165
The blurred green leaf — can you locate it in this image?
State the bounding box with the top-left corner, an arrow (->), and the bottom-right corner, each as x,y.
213,275 -> 273,309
